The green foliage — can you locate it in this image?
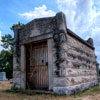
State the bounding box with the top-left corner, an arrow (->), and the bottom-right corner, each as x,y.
10,22 -> 24,30
1,34 -> 14,50
0,22 -> 24,80
0,34 -> 14,80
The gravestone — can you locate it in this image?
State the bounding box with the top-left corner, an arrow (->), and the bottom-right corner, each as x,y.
0,72 -> 7,81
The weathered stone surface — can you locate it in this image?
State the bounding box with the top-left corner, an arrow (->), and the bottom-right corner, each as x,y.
12,77 -> 21,89
60,31 -> 98,87
86,38 -> 94,46
19,17 -> 56,44
13,71 -> 20,78
13,11 -> 98,95
53,80 -> 99,95
54,77 -> 68,87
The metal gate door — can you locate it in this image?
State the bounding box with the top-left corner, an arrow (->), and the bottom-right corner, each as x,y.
26,42 -> 48,90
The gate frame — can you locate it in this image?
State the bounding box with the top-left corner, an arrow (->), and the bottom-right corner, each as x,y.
20,39 -> 53,90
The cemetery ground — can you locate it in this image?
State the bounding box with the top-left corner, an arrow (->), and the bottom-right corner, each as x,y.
0,81 -> 100,100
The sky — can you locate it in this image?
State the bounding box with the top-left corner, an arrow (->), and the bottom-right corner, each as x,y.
0,0 -> 100,65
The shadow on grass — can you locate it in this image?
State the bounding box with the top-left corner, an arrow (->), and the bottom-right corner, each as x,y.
3,85 -> 100,98
3,88 -> 60,97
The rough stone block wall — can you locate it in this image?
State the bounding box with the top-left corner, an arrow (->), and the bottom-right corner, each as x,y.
52,31 -> 98,95
12,12 -> 98,95
64,32 -> 97,86
52,12 -> 98,95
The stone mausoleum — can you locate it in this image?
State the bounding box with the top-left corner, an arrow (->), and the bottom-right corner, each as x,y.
13,12 -> 99,95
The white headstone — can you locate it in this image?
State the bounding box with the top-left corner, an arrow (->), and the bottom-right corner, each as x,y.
0,72 -> 7,81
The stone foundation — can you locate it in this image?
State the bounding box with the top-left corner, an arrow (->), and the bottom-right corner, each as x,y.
53,80 -> 99,95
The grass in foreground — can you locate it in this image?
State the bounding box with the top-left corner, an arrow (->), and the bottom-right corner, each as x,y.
73,85 -> 100,98
0,81 -> 100,100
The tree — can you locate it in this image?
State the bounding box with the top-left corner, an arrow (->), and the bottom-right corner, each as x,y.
0,21 -> 24,80
0,50 -> 13,80
1,34 -> 14,51
0,34 -> 14,80
0,22 -> 24,80
10,22 -> 24,30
